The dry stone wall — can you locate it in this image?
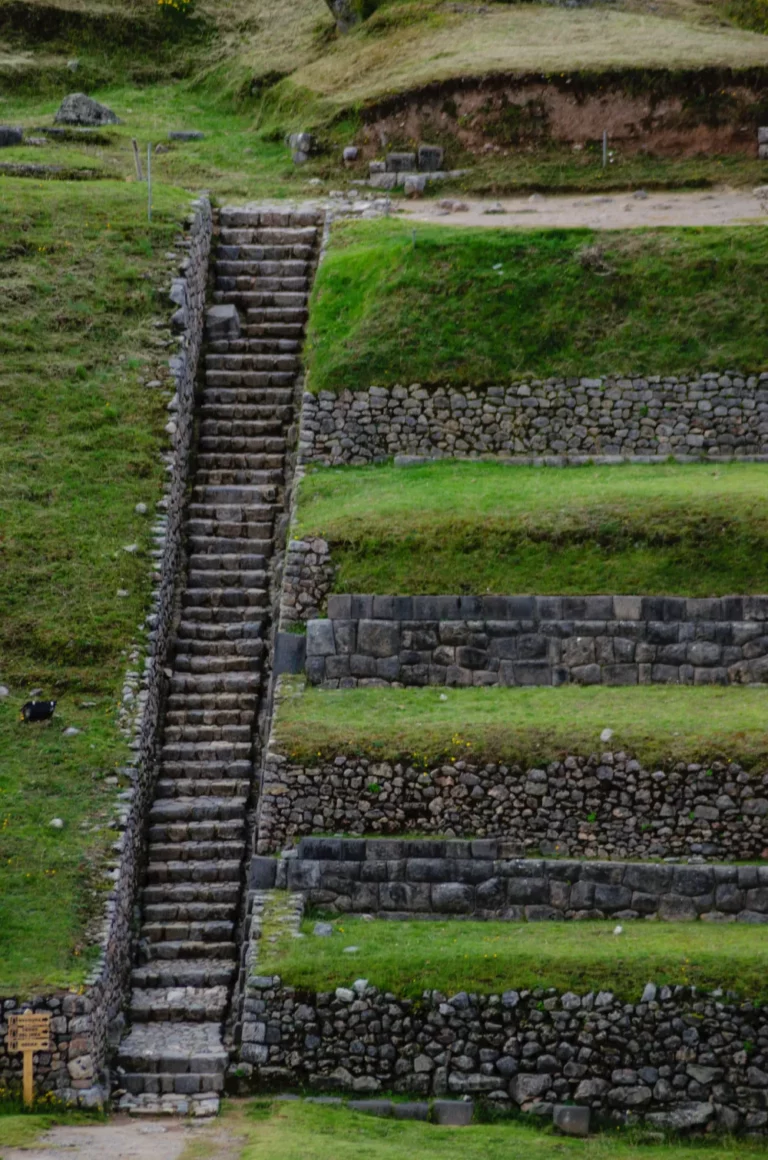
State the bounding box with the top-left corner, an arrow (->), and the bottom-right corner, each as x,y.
306,594 -> 768,688
255,750 -> 768,862
298,375 -> 768,465
0,197 -> 213,1106
238,975 -> 768,1135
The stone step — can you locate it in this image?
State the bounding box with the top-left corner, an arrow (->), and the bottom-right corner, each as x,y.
192,484 -> 280,505
206,342 -> 301,360
145,861 -> 242,885
214,241 -> 315,262
201,390 -> 293,410
146,841 -> 244,864
194,469 -> 283,488
188,535 -> 273,555
160,740 -> 253,763
164,709 -> 255,729
245,306 -> 308,325
149,797 -> 247,823
155,779 -> 251,800
132,959 -> 236,988
195,455 -> 284,474
170,662 -> 261,683
138,939 -> 237,962
171,637 -> 264,659
148,818 -> 245,844
214,290 -> 308,310
241,322 -> 306,340
215,274 -> 308,294
214,255 -> 309,276
180,589 -> 268,611
187,568 -> 268,589
163,722 -> 253,742
117,1022 -> 228,1073
173,609 -> 267,629
187,554 -> 267,573
204,370 -> 295,389
140,920 -> 236,944
201,402 -> 294,422
119,1092 -> 220,1116
130,987 -> 229,1024
143,901 -> 237,924
172,622 -> 264,644
200,416 -> 291,437
219,207 -> 321,227
142,881 -> 241,906
166,685 -> 260,707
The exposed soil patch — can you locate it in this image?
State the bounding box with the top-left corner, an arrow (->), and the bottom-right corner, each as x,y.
358,70 -> 768,162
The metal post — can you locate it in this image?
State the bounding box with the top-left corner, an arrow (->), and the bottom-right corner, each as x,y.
147,143 -> 152,223
602,130 -> 608,170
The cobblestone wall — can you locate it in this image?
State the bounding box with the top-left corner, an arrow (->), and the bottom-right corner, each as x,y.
298,375 -> 768,465
306,594 -> 768,688
255,750 -> 768,861
0,197 -> 213,1106
239,975 -> 768,1134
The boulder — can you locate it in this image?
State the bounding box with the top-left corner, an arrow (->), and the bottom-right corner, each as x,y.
54,93 -> 121,126
169,130 -> 205,141
647,1103 -> 714,1131
0,126 -> 22,147
553,1105 -> 591,1137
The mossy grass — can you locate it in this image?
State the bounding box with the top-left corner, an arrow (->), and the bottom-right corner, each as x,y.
258,906 -> 768,1001
273,680 -> 768,768
237,1099 -> 768,1160
295,461 -> 768,597
0,177 -> 187,990
306,220 -> 768,393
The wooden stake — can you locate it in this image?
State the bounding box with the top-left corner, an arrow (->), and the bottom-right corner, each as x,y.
132,139 -> 143,181
22,1050 -> 34,1107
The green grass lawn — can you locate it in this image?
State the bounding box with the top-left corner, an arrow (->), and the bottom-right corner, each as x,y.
258,905 -> 768,1000
237,1101 -> 768,1160
273,680 -> 768,767
306,221 -> 768,392
295,461 -> 768,597
0,178 -> 187,991
0,1111 -> 94,1147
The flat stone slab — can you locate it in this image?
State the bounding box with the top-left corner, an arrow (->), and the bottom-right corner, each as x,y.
118,1021 -> 226,1066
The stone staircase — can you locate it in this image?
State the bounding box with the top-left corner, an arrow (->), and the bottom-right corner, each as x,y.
115,206 -> 323,1116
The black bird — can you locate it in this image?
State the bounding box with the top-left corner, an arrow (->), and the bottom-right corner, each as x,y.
20,700 -> 57,722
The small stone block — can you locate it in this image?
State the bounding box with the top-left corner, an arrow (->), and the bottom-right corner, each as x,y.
274,631 -> 306,675
418,144 -> 444,172
348,1099 -> 393,1117
759,127 -> 768,144
394,1102 -> 430,1121
432,1100 -> 474,1126
0,126 -> 23,147
553,1105 -> 591,1137
386,151 -> 416,173
250,857 -> 277,889
169,130 -> 205,141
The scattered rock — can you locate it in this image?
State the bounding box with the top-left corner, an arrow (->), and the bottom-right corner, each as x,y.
122,543 -> 139,553
135,503 -> 148,515
29,688 -> 43,697
0,126 -> 23,147
633,189 -> 649,199
62,727 -> 80,737
67,59 -> 80,72
288,132 -> 313,164
54,93 -> 121,127
482,202 -> 506,214
49,817 -> 65,829
600,728 -> 614,742
343,945 -> 359,954
169,130 -> 205,141
116,589 -> 130,598
436,198 -> 469,213
313,922 -> 333,937
0,686 -> 9,698
343,146 -> 359,163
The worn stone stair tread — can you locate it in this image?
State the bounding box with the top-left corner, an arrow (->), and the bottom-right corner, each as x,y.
130,985 -> 228,1017
118,1021 -> 227,1063
120,1092 -> 220,1116
155,778 -> 251,799
138,939 -> 237,961
143,901 -> 237,923
132,959 -> 237,987
148,818 -> 245,840
150,796 -> 247,819
188,536 -> 273,555
140,919 -> 236,942
145,860 -> 243,884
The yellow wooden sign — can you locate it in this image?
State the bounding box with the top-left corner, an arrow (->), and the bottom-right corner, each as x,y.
7,1012 -> 51,1105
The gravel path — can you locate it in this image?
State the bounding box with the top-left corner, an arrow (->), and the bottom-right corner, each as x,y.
0,1117 -> 226,1160
401,188 -> 768,228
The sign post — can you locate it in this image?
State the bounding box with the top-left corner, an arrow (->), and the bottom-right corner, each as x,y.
7,1012 -> 52,1106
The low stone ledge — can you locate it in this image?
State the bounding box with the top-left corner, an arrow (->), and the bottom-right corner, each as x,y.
278,841 -> 768,923
305,597 -> 768,687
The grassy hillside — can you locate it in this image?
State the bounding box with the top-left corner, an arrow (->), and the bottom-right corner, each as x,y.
274,680 -> 768,767
0,178 -> 187,991
306,221 -> 768,392
294,462 -> 768,597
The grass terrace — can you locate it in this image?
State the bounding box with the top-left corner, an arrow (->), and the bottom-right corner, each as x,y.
306,221 -> 768,392
295,461 -> 768,597
273,680 -> 768,768
258,907 -> 768,1001
0,178 -> 187,991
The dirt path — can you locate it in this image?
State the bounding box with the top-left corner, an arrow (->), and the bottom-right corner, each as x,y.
400,187 -> 768,228
0,1115 -> 245,1160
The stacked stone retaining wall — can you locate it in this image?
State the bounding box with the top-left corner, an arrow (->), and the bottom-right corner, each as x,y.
255,750 -> 768,861
238,975 -> 768,1134
306,594 -> 768,688
298,376 -> 768,466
